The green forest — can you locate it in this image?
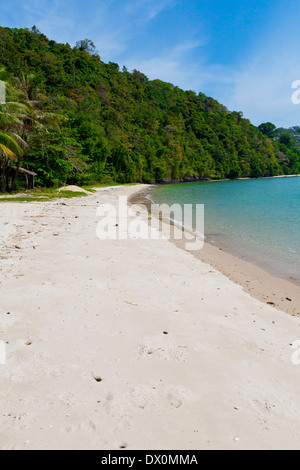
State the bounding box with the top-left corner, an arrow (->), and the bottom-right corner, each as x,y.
0,26 -> 299,191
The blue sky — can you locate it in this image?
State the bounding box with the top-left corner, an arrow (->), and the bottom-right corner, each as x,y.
1,0 -> 300,127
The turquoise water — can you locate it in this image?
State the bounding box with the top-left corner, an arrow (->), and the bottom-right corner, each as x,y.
151,177 -> 300,283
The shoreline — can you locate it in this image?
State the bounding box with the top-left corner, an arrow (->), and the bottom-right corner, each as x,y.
1,184 -> 300,450
130,187 -> 300,318
150,174 -> 300,186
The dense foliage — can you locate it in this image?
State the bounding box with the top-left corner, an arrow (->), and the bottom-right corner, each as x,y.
0,26 -> 299,189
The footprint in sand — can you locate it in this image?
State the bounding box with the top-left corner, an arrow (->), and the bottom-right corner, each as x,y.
81,420 -> 97,433
169,397 -> 183,409
136,338 -> 188,362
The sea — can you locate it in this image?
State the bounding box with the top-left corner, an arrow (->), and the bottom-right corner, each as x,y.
150,176 -> 300,284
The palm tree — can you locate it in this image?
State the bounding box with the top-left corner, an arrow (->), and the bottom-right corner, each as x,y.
0,79 -> 64,191
0,86 -> 30,191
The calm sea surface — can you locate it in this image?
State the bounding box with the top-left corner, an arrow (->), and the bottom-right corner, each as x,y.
150,177 -> 300,283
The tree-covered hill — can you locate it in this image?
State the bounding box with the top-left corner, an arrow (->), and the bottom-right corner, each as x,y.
0,26 -> 299,190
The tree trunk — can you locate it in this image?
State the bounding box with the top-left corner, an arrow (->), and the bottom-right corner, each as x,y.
11,124 -> 26,191
11,156 -> 22,191
0,173 -> 6,192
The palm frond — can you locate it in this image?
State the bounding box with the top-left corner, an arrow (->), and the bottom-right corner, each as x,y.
36,112 -> 67,132
5,82 -> 28,102
3,101 -> 32,116
0,131 -> 23,157
0,143 -> 16,160
7,132 -> 28,149
0,111 -> 22,128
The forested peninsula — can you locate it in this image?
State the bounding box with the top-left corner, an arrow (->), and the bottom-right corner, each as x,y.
0,26 -> 299,191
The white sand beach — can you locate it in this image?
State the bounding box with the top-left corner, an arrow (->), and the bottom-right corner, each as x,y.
0,184 -> 300,450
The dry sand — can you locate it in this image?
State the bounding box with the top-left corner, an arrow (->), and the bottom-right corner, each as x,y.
0,184 -> 300,450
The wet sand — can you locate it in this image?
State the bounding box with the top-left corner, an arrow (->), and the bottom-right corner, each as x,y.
130,187 -> 300,318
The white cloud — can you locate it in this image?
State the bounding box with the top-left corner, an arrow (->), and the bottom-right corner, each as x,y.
215,4 -> 300,127
223,36 -> 300,127
124,0 -> 177,22
125,40 -> 231,94
83,0 -> 178,61
22,0 -> 76,36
